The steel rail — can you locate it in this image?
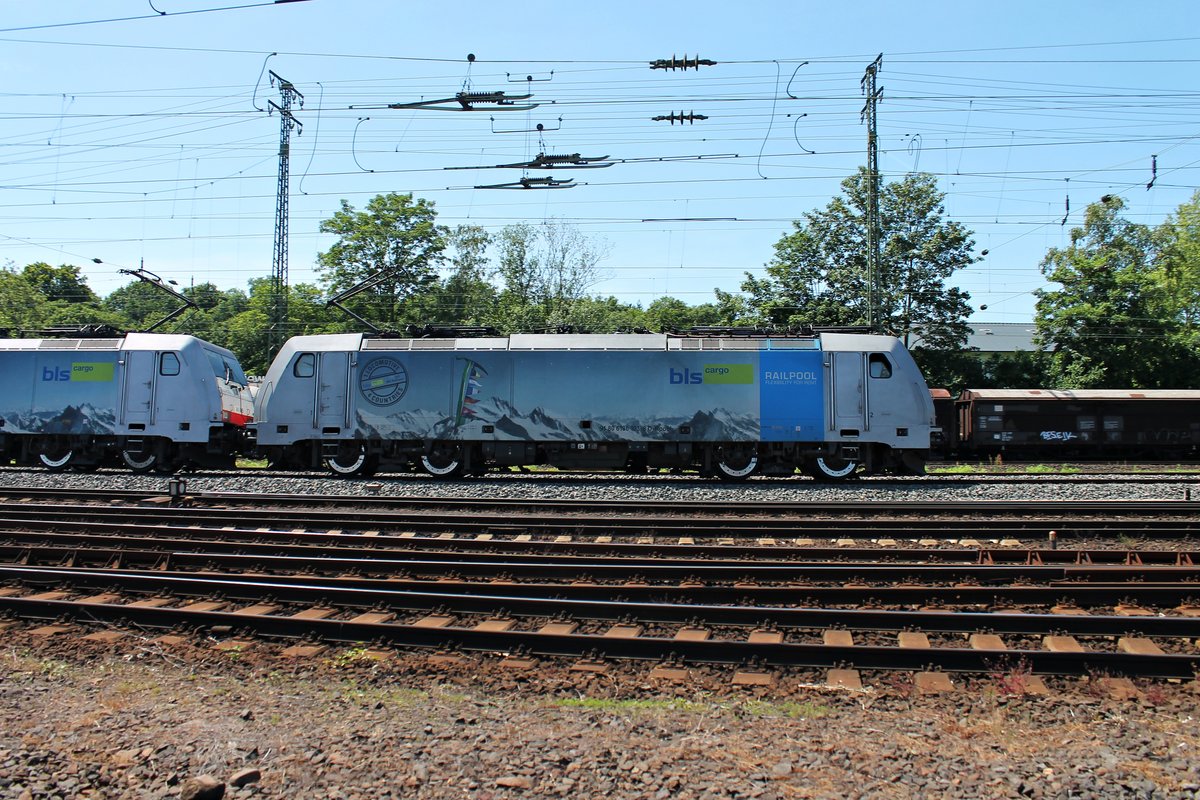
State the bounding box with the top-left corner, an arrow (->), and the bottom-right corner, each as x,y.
3,523 -> 1200,567
5,542 -> 1200,582
0,504 -> 1197,540
8,564 -> 1197,607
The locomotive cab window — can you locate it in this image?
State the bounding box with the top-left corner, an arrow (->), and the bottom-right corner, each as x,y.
206,349 -> 248,386
159,352 -> 180,376
293,352 -> 316,378
868,353 -> 892,379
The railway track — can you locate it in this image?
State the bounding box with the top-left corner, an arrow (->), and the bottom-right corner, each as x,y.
2,561 -> 1198,681
4,485 -> 1200,538
2,487 -> 1199,686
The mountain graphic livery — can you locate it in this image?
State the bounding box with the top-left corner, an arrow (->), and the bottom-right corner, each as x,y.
0,403 -> 117,435
352,396 -> 758,442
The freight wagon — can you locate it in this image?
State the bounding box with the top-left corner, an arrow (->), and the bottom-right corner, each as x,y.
938,388 -> 1200,460
252,331 -> 935,480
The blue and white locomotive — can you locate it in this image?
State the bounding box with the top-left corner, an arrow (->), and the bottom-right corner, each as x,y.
252,330 -> 934,480
0,332 -> 254,472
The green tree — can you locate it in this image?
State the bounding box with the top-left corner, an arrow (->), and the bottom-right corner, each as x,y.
711,289 -> 756,326
219,278 -> 339,373
1035,196 -> 1193,387
432,225 -> 498,325
224,308 -> 272,375
316,192 -> 448,331
21,262 -> 97,304
644,296 -> 722,332
644,296 -> 692,331
102,280 -> 182,330
1154,190 -> 1200,347
742,170 -> 975,350
0,269 -> 48,333
182,282 -> 224,311
559,296 -> 645,333
42,302 -> 127,330
495,220 -> 610,325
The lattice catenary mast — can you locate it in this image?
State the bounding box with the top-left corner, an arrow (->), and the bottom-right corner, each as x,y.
268,70 -> 303,355
860,54 -> 883,332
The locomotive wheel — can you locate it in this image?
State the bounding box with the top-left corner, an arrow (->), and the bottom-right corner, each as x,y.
121,448 -> 159,473
324,444 -> 377,478
713,446 -> 759,481
421,444 -> 465,479
804,456 -> 859,481
37,446 -> 76,472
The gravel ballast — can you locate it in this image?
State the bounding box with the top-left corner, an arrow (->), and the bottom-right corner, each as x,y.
2,467 -> 1197,504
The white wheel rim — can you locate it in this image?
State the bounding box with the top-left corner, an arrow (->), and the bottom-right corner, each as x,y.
328,451 -> 366,475
122,450 -> 157,470
39,450 -> 73,469
815,457 -> 857,478
717,455 -> 758,478
421,454 -> 461,476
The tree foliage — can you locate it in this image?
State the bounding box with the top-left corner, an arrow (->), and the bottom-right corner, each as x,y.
1035,196 -> 1198,388
0,269 -> 47,333
316,192 -> 448,331
1154,189 -> 1200,347
102,280 -> 181,329
21,262 -> 98,304
644,296 -> 722,332
742,170 -> 975,350
432,225 -> 497,326
496,220 -> 611,326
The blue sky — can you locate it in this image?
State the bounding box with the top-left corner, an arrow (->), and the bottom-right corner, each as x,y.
2,1 -> 1198,324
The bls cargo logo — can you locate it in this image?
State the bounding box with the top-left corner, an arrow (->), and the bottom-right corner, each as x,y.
669,364 -> 754,385
41,363 -> 115,382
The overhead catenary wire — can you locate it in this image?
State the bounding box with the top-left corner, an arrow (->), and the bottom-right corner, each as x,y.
0,1 -> 314,34
3,38 -> 1199,318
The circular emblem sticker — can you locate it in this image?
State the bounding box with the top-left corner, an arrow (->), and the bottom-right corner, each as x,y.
360,357 -> 409,406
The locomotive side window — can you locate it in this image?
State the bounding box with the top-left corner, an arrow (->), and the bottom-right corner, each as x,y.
868,353 -> 892,379
160,352 -> 180,376
294,353 -> 316,378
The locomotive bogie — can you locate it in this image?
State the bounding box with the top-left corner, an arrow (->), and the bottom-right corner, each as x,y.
253,332 -> 935,480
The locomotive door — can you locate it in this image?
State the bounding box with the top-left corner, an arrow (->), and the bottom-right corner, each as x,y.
831,352 -> 865,432
121,350 -> 156,427
317,352 -> 351,431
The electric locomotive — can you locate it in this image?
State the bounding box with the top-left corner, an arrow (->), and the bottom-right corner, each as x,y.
252,330 -> 934,480
0,332 -> 254,472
